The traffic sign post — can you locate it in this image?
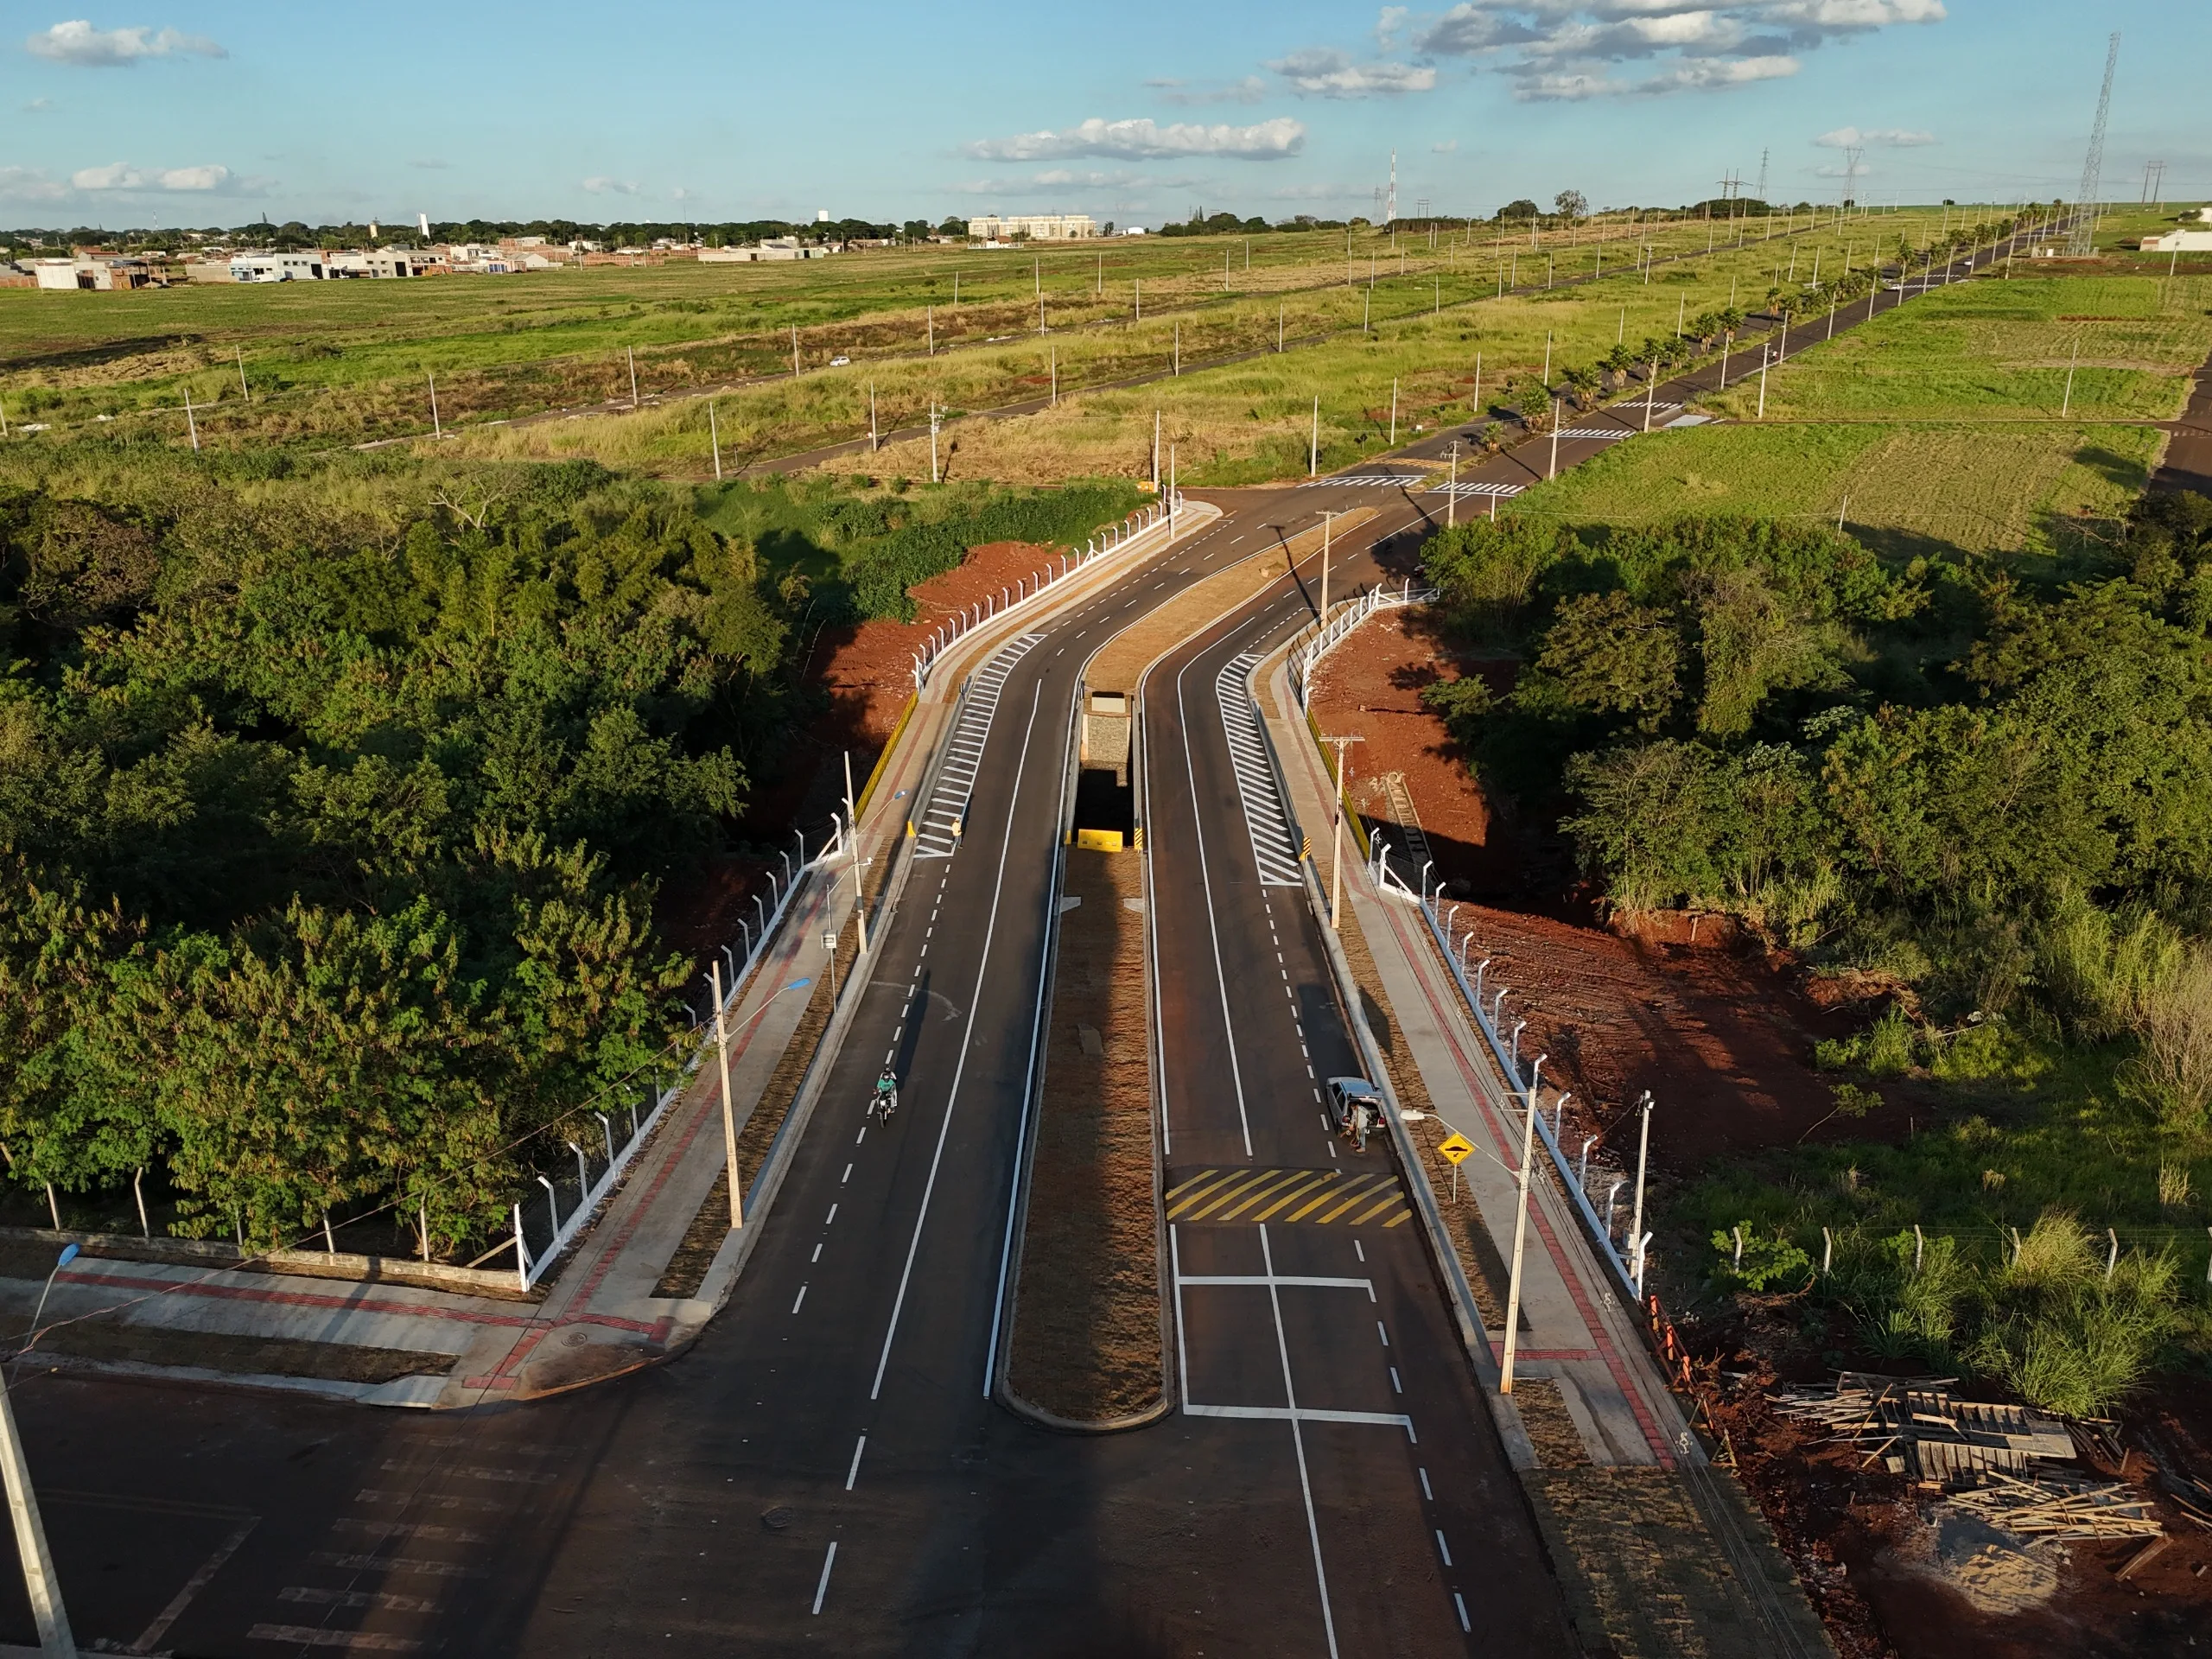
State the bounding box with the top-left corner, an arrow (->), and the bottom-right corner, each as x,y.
1438,1131 -> 1473,1203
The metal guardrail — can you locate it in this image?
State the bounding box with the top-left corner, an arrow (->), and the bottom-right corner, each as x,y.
1287,579 -> 1440,708
1367,851 -> 1649,1302
505,817 -> 851,1291
911,495 -> 1185,690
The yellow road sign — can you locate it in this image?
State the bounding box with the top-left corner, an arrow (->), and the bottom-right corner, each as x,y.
1437,1132 -> 1475,1166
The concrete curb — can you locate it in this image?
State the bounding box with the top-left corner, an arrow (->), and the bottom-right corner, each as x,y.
989,508 -> 1230,1435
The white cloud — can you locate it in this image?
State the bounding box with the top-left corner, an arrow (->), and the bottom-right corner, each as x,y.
25,20 -> 226,66
1411,1 -> 1942,99
69,158 -> 234,191
966,116 -> 1306,162
25,96 -> 54,112
0,165 -> 69,201
1433,137 -> 1459,152
156,162 -> 227,190
950,168 -> 1205,196
1147,74 -> 1268,106
1376,5 -> 1413,48
581,175 -> 641,195
1266,48 -> 1437,98
72,160 -> 143,188
408,157 -> 450,170
1815,124 -> 1934,147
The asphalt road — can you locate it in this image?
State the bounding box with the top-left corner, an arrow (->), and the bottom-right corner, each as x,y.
2,491 -> 1530,1659
0,221 -> 2056,1658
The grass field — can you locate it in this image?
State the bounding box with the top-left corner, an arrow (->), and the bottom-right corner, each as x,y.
2,205 -> 1979,453
1504,419 -> 2163,568
1702,272 -> 2212,424
450,217 -> 2002,486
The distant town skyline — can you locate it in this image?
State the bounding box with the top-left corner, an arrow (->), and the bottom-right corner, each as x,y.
3,1 -> 2204,229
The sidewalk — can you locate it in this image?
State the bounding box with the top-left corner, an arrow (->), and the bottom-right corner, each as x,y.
1259,658 -> 1685,1469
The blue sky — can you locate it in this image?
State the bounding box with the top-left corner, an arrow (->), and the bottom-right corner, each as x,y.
3,2 -> 2204,228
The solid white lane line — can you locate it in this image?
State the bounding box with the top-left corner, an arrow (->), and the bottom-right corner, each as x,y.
792,1285 -> 808,1313
810,1541 -> 837,1615
1173,654 -> 1255,1160
1171,1225 -> 1192,1403
845,1436 -> 866,1491
873,679 -> 1046,1402
1257,1224 -> 1340,1659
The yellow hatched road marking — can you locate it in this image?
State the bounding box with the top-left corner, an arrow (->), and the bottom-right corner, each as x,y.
1175,1168 -> 1278,1220
1166,1167 -> 1412,1225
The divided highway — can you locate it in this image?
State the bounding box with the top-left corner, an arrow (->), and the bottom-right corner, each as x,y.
2,227 -> 2047,1656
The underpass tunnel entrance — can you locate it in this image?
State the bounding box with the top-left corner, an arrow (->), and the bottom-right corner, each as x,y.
1073,689 -> 1134,850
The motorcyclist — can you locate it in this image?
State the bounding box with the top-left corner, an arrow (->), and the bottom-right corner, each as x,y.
874,1065 -> 899,1120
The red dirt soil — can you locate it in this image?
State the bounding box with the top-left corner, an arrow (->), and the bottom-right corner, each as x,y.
662,538 -> 1084,970
1305,607 -> 1887,1173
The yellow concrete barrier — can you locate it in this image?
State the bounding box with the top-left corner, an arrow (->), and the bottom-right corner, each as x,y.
1075,828 -> 1125,853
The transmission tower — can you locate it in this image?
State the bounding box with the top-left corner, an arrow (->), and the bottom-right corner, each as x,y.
1754,148 -> 1768,203
2067,32 -> 2120,257
1841,146 -> 1865,210
2141,159 -> 2166,207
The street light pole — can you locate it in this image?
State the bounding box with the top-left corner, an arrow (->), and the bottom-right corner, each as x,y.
843,750 -> 868,956
1628,1091 -> 1654,1293
1500,1053 -> 1548,1395
1446,441 -> 1459,529
709,969 -> 814,1231
1322,734 -> 1365,931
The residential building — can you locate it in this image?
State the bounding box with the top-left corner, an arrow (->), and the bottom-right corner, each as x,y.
34,255 -> 161,290
231,251 -> 329,282
699,238 -> 830,262
325,249 -> 425,277
963,213 -> 1097,241
2142,230 -> 2212,252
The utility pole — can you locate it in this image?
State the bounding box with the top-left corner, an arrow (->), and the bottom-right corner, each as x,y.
1446,441 -> 1459,530
709,399 -> 722,480
629,346 -> 640,406
0,1362 -> 73,1659
868,382 -> 878,452
1548,398 -> 1560,480
1389,378 -> 1397,447
710,961 -> 744,1229
183,387 -> 199,453
1322,731 -> 1364,930
843,751 -> 868,956
1310,395 -> 1319,477
1154,407 -> 1162,489
236,346 -> 250,403
929,403 -> 941,484
1499,1054 -> 1548,1394
790,327 -> 800,379
926,305 -> 933,355
428,372 -> 440,439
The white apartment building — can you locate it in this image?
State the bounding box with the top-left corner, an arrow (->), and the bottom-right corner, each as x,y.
964,213 -> 1097,242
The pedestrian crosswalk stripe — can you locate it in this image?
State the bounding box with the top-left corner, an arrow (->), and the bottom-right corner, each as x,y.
1297,474 -> 1431,488
1166,1166 -> 1411,1227
1426,481 -> 1524,498
1215,653 -> 1303,887
913,633 -> 1041,860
